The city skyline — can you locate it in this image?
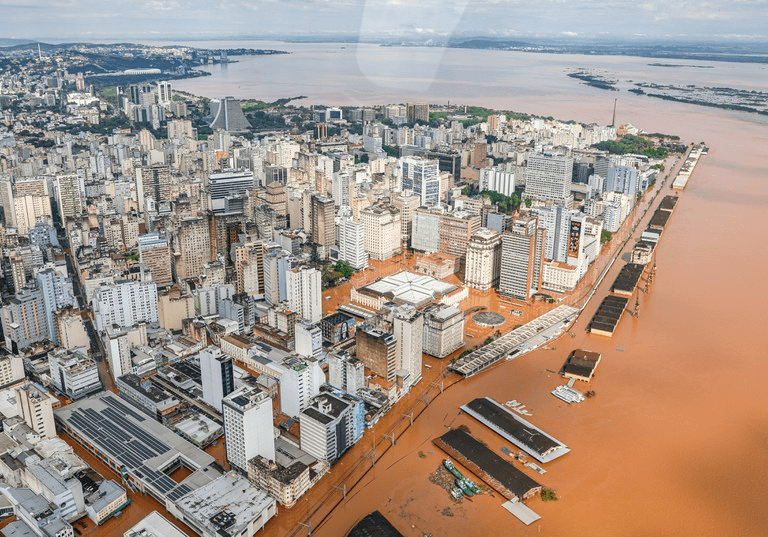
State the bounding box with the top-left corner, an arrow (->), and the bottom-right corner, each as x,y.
1,0 -> 767,42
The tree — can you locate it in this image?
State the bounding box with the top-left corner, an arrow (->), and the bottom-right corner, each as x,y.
524,197 -> 532,208
334,260 -> 354,279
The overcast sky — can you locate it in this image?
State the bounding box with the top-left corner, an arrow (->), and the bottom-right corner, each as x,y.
1,0 -> 766,42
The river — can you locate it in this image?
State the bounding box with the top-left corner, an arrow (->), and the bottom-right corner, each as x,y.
168,40 -> 768,536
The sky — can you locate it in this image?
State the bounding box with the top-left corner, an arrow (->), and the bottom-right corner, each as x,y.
1,0 -> 767,42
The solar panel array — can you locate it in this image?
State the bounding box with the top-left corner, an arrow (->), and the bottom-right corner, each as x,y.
65,394 -> 193,503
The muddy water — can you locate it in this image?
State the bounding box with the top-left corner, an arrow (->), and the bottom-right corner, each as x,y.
306,103 -> 768,535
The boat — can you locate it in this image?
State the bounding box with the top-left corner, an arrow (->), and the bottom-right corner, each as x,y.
455,478 -> 474,497
443,459 -> 463,479
450,487 -> 464,499
464,478 -> 480,494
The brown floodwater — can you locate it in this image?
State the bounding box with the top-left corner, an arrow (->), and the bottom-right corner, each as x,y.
301,100 -> 768,536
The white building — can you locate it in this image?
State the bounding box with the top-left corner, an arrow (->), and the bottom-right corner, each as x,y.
524,153 -> 573,204
401,156 -> 440,207
338,212 -> 368,270
479,167 -> 516,197
361,204 -> 401,261
47,348 -> 102,400
279,356 -> 323,418
199,347 -> 235,412
222,386 -> 275,472
0,354 -> 25,388
422,304 -> 464,359
16,382 -> 57,438
464,228 -> 502,291
287,266 -> 322,323
300,391 -> 364,462
93,279 -> 158,332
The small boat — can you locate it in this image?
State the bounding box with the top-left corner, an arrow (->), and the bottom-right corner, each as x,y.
456,478 -> 474,497
451,487 -> 464,499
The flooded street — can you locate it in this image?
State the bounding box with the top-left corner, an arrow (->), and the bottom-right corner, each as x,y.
306,102 -> 768,535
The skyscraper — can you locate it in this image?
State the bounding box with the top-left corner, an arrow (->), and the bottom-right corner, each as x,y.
406,102 -> 430,124
138,234 -> 173,286
175,217 -> 211,280
499,217 -> 545,300
287,266 -> 322,323
338,211 -> 368,270
402,157 -> 440,207
55,173 -> 83,225
235,242 -> 264,296
311,193 -> 335,258
222,386 -> 275,472
523,153 -> 574,204
199,347 -> 235,412
464,228 -> 502,291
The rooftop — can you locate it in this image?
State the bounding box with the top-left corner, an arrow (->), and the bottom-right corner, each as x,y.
358,270 -> 458,308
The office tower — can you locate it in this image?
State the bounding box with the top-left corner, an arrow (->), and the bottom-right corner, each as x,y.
606,166 -> 640,196
208,97 -> 252,132
55,173 -> 84,225
279,356 -> 323,418
222,386 -> 275,472
156,81 -> 172,106
572,161 -> 593,184
361,204 -> 401,261
295,321 -> 323,360
311,193 -> 335,258
0,354 -> 24,388
1,288 -> 49,352
92,279 -> 159,331
235,242 -> 264,296
13,194 -> 52,236
167,118 -> 194,139
391,306 -> 423,389
402,156 -> 440,207
523,153 -> 574,204
136,165 -> 172,209
426,149 -> 461,187
175,217 -> 211,280
208,170 -> 255,212
464,228 -> 502,291
264,181 -> 288,219
498,216 -> 545,300
535,205 -> 577,263
422,304 -> 465,358
338,211 -> 368,270
0,175 -> 16,228
437,210 -> 481,261
391,190 -> 421,248
138,234 -> 173,286
328,353 -> 365,395
411,209 -> 441,253
406,102 -> 430,124
263,245 -> 294,306
6,251 -> 27,293
199,347 -> 235,412
16,382 -> 56,439
287,266 -> 322,323
356,324 -> 398,382
300,392 -> 364,462
104,325 -> 133,380
35,267 -> 75,345
479,167 -> 516,197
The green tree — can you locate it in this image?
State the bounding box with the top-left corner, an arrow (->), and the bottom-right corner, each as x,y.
524,197 -> 532,208
334,260 -> 354,279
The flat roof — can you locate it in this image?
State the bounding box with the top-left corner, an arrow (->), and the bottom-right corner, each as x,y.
359,271 -> 458,308
588,295 -> 628,336
610,263 -> 644,295
648,208 -> 671,229
461,398 -> 570,463
124,511 -> 187,537
435,428 -> 541,500
346,511 -> 403,537
55,392 -> 217,504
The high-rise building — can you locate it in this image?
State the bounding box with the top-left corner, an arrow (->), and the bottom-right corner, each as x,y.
606,166 -> 640,196
1,288 -> 50,352
498,216 -> 545,300
0,354 -> 25,388
391,190 -> 421,248
135,165 -> 172,210
311,193 -> 335,258
464,228 -> 502,291
361,204 -> 401,261
406,102 -> 430,124
92,279 -> 159,332
13,194 -> 52,236
138,234 -> 173,286
208,170 -> 255,212
222,386 -> 275,472
235,242 -> 264,297
279,356 -> 323,418
156,81 -> 172,107
199,347 -> 235,412
287,266 -> 322,323
356,324 -> 398,382
263,245 -> 294,306
55,173 -> 84,225
479,167 -> 516,197
422,304 -> 465,359
327,353 -> 364,396
35,267 -> 75,345
402,157 -> 440,207
338,212 -> 368,270
300,391 -> 364,462
523,153 -> 574,204
16,382 -> 57,439
175,217 -> 211,280
391,306 -> 423,389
